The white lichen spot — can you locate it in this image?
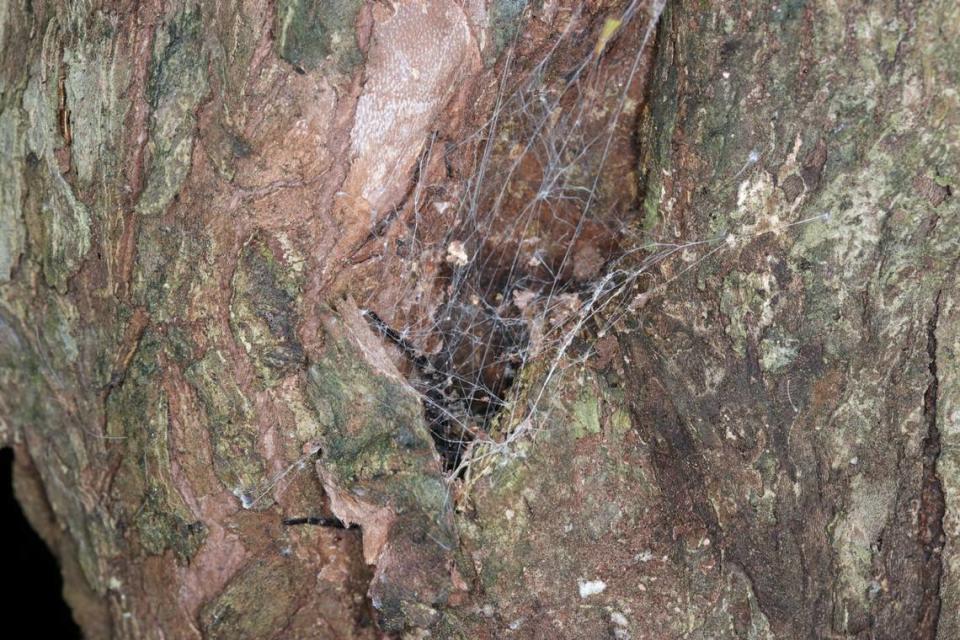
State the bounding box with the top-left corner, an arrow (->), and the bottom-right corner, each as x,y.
735,169 -> 774,215
446,240 -> 469,266
578,578 -> 607,598
233,487 -> 254,509
610,611 -> 629,627
513,288 -> 537,311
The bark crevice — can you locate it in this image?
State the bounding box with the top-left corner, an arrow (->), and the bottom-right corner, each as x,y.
918,290 -> 945,638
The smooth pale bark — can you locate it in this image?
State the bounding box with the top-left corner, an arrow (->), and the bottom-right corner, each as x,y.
1,0 -> 957,638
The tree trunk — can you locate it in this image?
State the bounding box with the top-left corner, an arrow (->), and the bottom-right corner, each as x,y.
1,0 -> 957,638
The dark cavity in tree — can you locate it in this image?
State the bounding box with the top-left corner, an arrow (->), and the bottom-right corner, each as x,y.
0,448 -> 82,638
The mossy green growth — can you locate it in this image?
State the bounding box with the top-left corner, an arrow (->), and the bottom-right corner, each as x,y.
719,270 -> 777,357
571,391 -> 602,438
760,330 -> 800,373
200,556 -> 307,639
134,486 -> 208,561
39,173 -> 92,293
229,235 -> 305,385
21,66 -> 92,292
64,11 -> 130,189
487,0 -> 529,64
0,106 -> 25,283
304,311 -> 442,509
462,455 -> 536,593
107,331 -> 207,562
637,3 -> 681,231
274,0 -> 364,73
137,6 -> 208,216
186,348 -> 267,502
304,302 -> 460,631
132,219 -> 209,322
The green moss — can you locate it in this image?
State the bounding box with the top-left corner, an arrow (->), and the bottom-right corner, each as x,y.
0,106 -> 24,282
137,6 -> 208,216
759,331 -> 800,373
107,331 -> 207,562
64,13 -> 130,189
304,324 -> 433,488
41,294 -> 80,364
303,303 -> 461,630
610,408 -> 632,438
641,177 -> 663,230
637,5 -> 681,231
21,20 -> 61,159
40,174 -> 92,292
770,0 -> 807,24
274,0 -> 364,73
829,476 -> 896,630
200,557 -> 307,639
186,349 -> 266,500
571,392 -> 601,438
134,486 -> 207,561
133,221 -> 209,322
487,0 -> 528,63
229,235 -> 305,384
20,65 -> 92,293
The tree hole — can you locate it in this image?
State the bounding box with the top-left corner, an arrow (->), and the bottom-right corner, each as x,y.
0,448 -> 81,638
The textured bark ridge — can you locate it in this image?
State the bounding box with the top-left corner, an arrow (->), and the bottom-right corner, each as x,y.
0,0 -> 958,638
305,298 -> 466,631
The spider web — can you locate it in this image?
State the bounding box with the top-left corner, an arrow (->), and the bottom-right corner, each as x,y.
356,0 -> 671,473
253,0 -> 827,507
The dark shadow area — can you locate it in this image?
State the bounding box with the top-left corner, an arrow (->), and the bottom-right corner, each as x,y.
0,448 -> 82,638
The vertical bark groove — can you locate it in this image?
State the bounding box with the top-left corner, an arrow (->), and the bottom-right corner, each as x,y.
919,290 -> 945,637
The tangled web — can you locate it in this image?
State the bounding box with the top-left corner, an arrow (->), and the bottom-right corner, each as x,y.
354,0 -> 824,479
251,0 -> 829,510
349,0 -> 670,474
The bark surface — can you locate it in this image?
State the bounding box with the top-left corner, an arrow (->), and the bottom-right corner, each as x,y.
0,0 -> 957,638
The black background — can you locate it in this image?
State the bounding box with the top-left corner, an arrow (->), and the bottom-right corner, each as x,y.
1,448 -> 82,638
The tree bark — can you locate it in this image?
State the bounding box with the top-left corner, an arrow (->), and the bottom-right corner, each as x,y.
1,0 -> 957,638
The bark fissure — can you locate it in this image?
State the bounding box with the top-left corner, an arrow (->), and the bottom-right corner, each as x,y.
918,290 -> 945,638
99,308 -> 150,432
